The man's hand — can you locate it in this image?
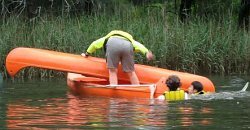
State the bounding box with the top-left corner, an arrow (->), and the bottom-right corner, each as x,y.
81,52 -> 89,57
146,51 -> 154,61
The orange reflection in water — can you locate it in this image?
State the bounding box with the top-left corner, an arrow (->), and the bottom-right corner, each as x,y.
178,106 -> 213,127
6,94 -> 214,129
7,93 -> 111,129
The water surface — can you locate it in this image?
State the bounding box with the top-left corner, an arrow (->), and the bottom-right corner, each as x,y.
0,76 -> 250,129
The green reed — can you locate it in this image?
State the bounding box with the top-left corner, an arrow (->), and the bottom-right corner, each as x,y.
0,3 -> 249,78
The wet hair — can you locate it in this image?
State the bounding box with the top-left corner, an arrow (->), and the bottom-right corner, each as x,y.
191,81 -> 203,92
165,75 -> 181,91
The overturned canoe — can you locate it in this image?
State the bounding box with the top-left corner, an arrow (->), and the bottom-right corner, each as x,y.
6,47 -> 215,96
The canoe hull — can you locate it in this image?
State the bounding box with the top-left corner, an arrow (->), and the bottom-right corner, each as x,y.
67,73 -> 164,98
6,47 -> 215,93
67,82 -> 155,98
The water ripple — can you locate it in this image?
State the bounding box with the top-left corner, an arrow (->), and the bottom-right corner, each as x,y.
2,79 -> 250,129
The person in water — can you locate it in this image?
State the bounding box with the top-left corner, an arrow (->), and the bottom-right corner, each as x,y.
188,81 -> 205,95
81,30 -> 154,85
157,75 -> 189,100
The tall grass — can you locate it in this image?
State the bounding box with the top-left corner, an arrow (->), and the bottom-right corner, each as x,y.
0,3 -> 249,79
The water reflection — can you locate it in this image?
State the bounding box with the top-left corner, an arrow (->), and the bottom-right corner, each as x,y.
6,92 -> 217,129
3,75 -> 250,129
209,75 -> 249,92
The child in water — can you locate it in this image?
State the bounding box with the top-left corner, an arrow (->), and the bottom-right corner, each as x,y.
188,81 -> 205,95
156,76 -> 205,100
157,75 -> 189,100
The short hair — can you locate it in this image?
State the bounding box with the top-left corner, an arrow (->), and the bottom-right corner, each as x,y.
165,75 -> 181,91
191,81 -> 203,92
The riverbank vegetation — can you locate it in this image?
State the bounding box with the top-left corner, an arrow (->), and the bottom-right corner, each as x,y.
0,0 -> 249,79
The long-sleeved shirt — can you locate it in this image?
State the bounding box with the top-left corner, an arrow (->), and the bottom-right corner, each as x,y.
86,30 -> 149,55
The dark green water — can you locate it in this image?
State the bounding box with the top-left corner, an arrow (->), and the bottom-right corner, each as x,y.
0,75 -> 250,129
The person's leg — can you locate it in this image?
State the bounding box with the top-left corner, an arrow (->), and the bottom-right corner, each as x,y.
126,71 -> 140,85
106,37 -> 123,85
119,38 -> 139,84
109,68 -> 118,85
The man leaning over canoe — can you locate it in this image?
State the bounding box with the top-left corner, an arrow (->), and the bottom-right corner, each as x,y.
81,30 -> 154,85
81,30 -> 205,100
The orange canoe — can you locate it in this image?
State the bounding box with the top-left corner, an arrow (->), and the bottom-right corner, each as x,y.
6,47 -> 215,98
67,73 -> 160,98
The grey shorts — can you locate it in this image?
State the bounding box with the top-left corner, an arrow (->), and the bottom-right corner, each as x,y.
106,37 -> 134,72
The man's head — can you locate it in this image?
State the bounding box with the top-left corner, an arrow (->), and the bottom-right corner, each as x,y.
165,75 -> 181,91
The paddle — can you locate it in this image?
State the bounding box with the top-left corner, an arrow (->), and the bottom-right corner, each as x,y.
240,82 -> 249,92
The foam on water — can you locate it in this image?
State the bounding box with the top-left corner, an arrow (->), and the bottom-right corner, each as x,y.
190,90 -> 250,100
